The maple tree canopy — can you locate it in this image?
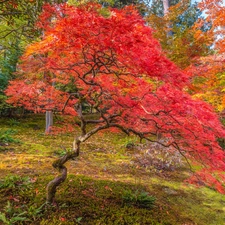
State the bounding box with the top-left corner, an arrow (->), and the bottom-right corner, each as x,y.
6,3 -> 225,192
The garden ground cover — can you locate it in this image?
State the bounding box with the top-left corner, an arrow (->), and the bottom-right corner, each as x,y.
0,114 -> 225,225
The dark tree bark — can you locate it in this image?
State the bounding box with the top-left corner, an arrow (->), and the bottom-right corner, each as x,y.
46,139 -> 80,203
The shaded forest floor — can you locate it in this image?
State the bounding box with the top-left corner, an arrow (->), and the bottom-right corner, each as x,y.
0,114 -> 225,225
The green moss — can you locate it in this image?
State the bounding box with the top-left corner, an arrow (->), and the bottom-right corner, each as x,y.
21,143 -> 50,155
0,115 -> 225,225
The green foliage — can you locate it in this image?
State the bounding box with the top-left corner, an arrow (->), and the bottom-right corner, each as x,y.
0,41 -> 22,116
0,0 -> 68,47
75,217 -> 83,223
0,73 -> 8,93
0,202 -> 29,225
0,175 -> 31,189
218,138 -> 225,150
7,118 -> 20,126
0,94 -> 13,116
122,189 -> 156,209
0,201 -> 45,225
20,203 -> 45,221
0,41 -> 22,91
123,136 -> 139,149
53,148 -> 67,157
0,129 -> 21,144
0,174 -> 44,224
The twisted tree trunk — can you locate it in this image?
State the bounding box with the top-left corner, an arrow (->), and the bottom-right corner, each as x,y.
46,123 -> 111,203
46,139 -> 81,203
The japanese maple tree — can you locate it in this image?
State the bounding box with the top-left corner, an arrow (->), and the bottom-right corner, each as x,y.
6,3 -> 225,203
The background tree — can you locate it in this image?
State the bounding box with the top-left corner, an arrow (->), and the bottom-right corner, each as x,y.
188,54 -> 225,115
187,0 -> 225,114
0,40 -> 21,116
149,0 -> 179,17
0,0 -> 67,52
147,0 -> 213,68
198,0 -> 225,54
6,3 -> 225,203
0,0 -> 67,132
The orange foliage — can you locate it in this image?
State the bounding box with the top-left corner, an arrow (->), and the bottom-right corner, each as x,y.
147,0 -> 213,69
187,54 -> 225,113
198,0 -> 225,53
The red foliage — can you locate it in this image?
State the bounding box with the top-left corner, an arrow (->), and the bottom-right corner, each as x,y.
6,3 -> 225,192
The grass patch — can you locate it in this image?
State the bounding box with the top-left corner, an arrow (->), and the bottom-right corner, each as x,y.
0,114 -> 225,224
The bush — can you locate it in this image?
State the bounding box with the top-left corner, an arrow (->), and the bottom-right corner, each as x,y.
0,94 -> 13,117
0,129 -> 20,144
0,201 -> 45,225
122,189 -> 156,209
0,175 -> 32,190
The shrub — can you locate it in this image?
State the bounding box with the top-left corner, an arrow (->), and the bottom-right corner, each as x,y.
0,201 -> 45,225
122,189 -> 156,209
0,94 -> 13,117
0,129 -> 20,144
0,175 -> 31,190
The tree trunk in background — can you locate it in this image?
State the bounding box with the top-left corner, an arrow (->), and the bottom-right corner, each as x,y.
163,0 -> 173,37
162,0 -> 169,15
45,111 -> 53,133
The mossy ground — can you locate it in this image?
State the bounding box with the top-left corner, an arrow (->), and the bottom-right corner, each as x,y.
0,114 -> 225,225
